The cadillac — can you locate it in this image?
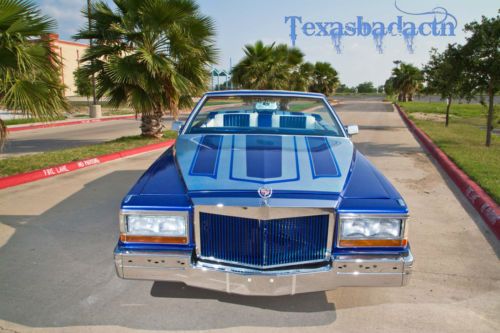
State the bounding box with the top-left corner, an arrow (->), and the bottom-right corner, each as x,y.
114,90 -> 413,295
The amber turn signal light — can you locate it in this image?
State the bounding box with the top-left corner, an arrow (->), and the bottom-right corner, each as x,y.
120,234 -> 188,244
339,239 -> 407,247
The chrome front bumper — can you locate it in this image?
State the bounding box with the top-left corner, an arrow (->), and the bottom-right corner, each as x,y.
114,249 -> 414,296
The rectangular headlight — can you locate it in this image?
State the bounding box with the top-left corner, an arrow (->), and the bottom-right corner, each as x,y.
338,214 -> 408,247
119,211 -> 188,244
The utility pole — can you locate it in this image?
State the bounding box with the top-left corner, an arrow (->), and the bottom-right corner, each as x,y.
229,57 -> 232,90
87,0 -> 101,118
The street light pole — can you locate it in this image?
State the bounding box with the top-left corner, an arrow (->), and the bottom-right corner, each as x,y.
87,0 -> 101,117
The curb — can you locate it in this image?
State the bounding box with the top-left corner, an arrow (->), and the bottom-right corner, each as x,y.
7,115 -> 138,132
0,139 -> 175,190
395,104 -> 499,239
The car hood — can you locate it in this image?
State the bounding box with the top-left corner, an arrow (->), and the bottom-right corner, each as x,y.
175,134 -> 354,194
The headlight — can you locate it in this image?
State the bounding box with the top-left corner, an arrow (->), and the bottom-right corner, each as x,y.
338,214 -> 408,247
119,211 -> 188,244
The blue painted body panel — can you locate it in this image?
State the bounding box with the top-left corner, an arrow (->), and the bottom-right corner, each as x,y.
118,91 -> 409,255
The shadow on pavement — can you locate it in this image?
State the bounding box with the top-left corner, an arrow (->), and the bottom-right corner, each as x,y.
0,170 -> 336,331
151,281 -> 335,313
354,141 -> 423,157
422,151 -> 500,257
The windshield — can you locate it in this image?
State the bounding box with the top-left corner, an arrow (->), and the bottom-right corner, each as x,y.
184,95 -> 344,137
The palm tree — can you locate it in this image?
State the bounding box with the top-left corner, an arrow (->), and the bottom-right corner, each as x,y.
391,61 -> 423,102
0,0 -> 68,143
309,62 -> 340,96
232,41 -> 304,90
290,62 -> 314,91
74,0 -> 217,137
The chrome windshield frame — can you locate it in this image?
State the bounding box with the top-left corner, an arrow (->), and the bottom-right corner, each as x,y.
179,90 -> 348,138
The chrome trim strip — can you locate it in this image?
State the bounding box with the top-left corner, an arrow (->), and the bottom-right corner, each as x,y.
180,92 -> 348,138
197,257 -> 329,270
194,205 -> 335,266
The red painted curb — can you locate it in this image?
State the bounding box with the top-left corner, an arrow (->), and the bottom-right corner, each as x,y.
7,115 -> 138,132
0,139 -> 175,190
395,104 -> 500,239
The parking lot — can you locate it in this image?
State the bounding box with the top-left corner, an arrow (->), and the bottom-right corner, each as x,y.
0,98 -> 498,333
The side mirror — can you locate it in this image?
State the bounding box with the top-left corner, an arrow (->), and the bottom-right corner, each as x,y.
346,125 -> 359,136
171,121 -> 184,132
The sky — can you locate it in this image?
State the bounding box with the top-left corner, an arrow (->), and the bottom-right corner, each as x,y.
35,0 -> 499,86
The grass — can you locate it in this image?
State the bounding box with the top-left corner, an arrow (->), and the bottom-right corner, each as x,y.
288,102 -> 318,112
68,101 -> 135,117
399,101 -> 499,203
400,101 -> 499,122
3,116 -> 66,126
0,131 -> 177,178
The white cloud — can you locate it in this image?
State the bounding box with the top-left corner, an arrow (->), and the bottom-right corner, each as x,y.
38,0 -> 86,40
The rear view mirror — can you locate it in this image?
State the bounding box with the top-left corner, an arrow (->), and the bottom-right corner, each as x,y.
171,121 -> 184,132
346,125 -> 359,136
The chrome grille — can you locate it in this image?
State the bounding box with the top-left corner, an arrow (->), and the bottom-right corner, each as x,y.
198,212 -> 330,268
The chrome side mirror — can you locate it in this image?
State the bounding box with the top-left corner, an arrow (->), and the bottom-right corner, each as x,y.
171,121 -> 184,132
346,125 -> 359,136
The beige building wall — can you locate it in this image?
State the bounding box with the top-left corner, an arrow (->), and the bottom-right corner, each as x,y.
49,34 -> 88,97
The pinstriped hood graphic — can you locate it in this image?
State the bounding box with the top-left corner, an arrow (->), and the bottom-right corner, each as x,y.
175,134 -> 353,193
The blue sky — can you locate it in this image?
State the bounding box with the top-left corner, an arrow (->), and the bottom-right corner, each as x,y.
35,0 -> 499,86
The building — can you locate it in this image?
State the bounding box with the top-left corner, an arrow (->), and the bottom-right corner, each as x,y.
47,34 -> 89,97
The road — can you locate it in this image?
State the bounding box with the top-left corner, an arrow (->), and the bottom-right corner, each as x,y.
1,116 -> 184,158
1,119 -> 143,158
0,98 -> 499,333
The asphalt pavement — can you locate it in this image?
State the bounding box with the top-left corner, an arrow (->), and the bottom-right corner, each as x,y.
0,98 -> 498,333
1,117 -> 182,158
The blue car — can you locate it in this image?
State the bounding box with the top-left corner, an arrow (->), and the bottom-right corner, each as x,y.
114,90 -> 413,296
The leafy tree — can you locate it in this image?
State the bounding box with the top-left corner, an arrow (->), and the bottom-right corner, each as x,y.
462,13 -> 499,146
0,0 -> 68,143
74,0 -> 217,137
232,41 -> 304,90
390,61 -> 423,102
384,78 -> 395,96
73,67 -> 92,102
336,84 -> 356,94
356,81 -> 377,93
309,62 -> 340,96
424,45 -> 467,126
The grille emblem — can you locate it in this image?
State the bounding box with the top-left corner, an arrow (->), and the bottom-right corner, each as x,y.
258,186 -> 272,206
258,186 -> 272,199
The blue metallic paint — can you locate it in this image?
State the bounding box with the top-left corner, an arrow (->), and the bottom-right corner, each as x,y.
119,91 -> 409,256
229,135 -> 301,185
245,135 -> 283,179
189,135 -> 223,178
305,136 -> 341,178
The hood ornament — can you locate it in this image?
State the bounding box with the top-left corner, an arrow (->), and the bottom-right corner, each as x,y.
258,186 -> 272,206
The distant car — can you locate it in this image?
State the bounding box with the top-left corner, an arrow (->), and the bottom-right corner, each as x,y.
114,90 -> 413,296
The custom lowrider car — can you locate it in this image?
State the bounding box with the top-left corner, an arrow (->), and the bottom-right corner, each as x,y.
114,90 -> 413,296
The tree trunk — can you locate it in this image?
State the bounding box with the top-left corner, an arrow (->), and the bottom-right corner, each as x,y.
140,109 -> 164,138
398,93 -> 403,102
0,118 -> 6,148
485,85 -> 494,147
445,96 -> 452,127
408,93 -> 413,101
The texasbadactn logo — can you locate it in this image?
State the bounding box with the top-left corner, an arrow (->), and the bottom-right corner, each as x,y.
284,1 -> 457,54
